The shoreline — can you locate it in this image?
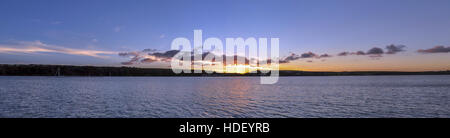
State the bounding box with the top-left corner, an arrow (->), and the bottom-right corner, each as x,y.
1,64 -> 450,77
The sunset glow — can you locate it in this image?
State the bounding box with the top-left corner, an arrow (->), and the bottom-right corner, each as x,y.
224,64 -> 259,74
0,0 -> 450,72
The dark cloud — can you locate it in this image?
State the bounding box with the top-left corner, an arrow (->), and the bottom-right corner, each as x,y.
121,49 -> 334,65
338,51 -> 365,56
386,44 -> 406,54
118,51 -> 140,57
140,58 -> 157,63
354,51 -> 366,55
119,49 -> 255,65
300,52 -> 317,58
120,56 -> 141,65
338,52 -> 349,56
151,50 -> 180,59
142,49 -> 157,52
319,54 -> 332,58
418,46 -> 450,53
120,61 -> 134,65
278,52 -> 331,63
337,44 -> 405,58
279,53 -> 300,63
118,51 -> 143,65
120,44 -> 408,66
366,47 -> 384,55
119,50 -> 181,65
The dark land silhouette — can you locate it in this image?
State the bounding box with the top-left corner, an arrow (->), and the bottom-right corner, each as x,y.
0,64 -> 449,76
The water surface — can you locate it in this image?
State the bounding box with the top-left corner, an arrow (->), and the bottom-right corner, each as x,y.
0,76 -> 449,117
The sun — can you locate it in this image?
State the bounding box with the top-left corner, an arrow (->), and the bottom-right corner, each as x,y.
197,61 -> 273,74
223,64 -> 266,74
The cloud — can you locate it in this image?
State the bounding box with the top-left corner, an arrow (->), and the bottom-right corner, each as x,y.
418,46 -> 450,53
278,52 -> 331,63
300,52 -> 332,59
300,52 -> 317,58
279,53 -> 300,63
141,58 -> 158,63
279,52 -> 315,64
150,50 -> 180,59
0,41 -> 116,58
354,51 -> 366,55
338,52 -> 349,56
119,49 -> 259,65
338,51 -> 365,56
337,45 -> 405,58
120,44 -> 407,65
338,44 -> 406,58
119,50 -> 181,65
142,50 -> 180,63
142,49 -> 157,52
386,44 -> 406,54
366,47 -> 384,55
119,51 -> 141,65
319,53 -> 332,58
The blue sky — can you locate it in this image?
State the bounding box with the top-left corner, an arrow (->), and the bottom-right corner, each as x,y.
1,0 -> 450,71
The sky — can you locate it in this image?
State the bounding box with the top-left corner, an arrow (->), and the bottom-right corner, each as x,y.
0,0 -> 450,71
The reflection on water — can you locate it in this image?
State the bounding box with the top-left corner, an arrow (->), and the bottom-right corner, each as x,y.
0,76 -> 449,118
197,78 -> 254,117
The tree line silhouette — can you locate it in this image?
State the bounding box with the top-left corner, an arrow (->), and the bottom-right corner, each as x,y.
0,64 -> 449,76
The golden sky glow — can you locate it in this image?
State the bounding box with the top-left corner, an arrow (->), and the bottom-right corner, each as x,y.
279,54 -> 450,72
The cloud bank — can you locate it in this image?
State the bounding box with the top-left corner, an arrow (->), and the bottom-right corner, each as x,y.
119,44 -> 408,65
119,49 -> 256,65
418,46 -> 450,53
337,44 -> 406,58
386,44 -> 406,54
118,50 -> 178,65
0,41 -> 117,58
278,52 -> 332,63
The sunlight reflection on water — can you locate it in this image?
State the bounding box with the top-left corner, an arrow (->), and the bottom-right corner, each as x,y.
0,76 -> 449,118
